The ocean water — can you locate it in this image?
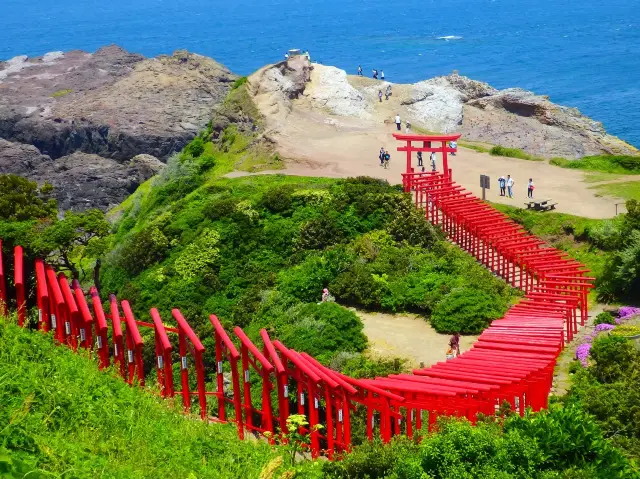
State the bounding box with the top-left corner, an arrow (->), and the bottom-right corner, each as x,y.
1,0 -> 639,146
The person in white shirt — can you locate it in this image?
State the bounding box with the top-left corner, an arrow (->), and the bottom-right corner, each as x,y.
507,175 -> 515,198
381,70 -> 385,80
527,178 -> 534,198
405,120 -> 411,133
430,152 -> 437,172
449,140 -> 457,155
395,114 -> 401,131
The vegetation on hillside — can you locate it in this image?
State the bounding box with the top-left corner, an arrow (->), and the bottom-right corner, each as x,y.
489,145 -> 544,161
550,155 -> 640,175
0,319 -> 280,478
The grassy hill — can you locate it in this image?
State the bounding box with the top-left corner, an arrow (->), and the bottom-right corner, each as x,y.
0,318 -> 280,478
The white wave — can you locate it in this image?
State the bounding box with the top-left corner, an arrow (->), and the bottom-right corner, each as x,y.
437,35 -> 463,41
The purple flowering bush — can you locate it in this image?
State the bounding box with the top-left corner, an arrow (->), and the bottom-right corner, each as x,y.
618,306 -> 640,319
575,343 -> 592,367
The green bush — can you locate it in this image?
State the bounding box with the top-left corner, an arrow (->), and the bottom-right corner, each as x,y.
594,311 -> 616,325
298,214 -> 346,250
184,136 -> 205,157
261,184 -> 295,213
231,76 -> 248,90
590,335 -> 638,383
112,226 -> 169,276
430,288 -> 506,334
552,155 -> 640,174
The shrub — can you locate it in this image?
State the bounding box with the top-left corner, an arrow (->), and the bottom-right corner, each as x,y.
173,228 -> 221,280
586,219 -> 625,251
231,76 -> 248,90
0,174 -> 57,221
490,145 -> 541,161
590,335 -> 638,383
112,226 -> 169,276
594,311 -> 616,326
430,288 -> 506,334
204,195 -> 237,220
261,184 -> 295,213
297,214 -> 345,250
184,136 -> 205,158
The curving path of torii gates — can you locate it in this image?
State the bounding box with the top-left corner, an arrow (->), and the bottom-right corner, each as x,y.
0,134 -> 593,459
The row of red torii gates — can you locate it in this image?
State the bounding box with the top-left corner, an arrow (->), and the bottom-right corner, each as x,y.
0,134 -> 593,459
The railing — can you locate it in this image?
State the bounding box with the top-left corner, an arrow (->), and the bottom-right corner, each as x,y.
0,168 -> 593,458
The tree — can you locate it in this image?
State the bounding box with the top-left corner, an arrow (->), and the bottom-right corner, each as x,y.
0,174 -> 57,221
30,209 -> 111,280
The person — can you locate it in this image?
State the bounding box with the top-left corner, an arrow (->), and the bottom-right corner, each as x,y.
322,288 -> 330,302
284,52 -> 289,60
395,113 -> 401,131
507,175 -> 515,198
417,151 -> 423,167
527,178 -> 534,198
357,65 -> 363,76
385,84 -> 392,100
430,151 -> 437,172
373,69 -> 378,79
381,70 -> 385,80
449,332 -> 461,357
449,140 -> 457,155
379,147 -> 385,166
383,150 -> 391,169
405,120 -> 411,133
378,90 -> 383,102
498,176 -> 506,196
421,166 -> 426,173
446,348 -> 455,361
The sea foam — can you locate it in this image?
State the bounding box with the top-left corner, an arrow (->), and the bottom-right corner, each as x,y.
437,35 -> 463,41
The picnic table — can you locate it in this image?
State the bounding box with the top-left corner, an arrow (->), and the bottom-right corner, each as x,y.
524,198 -> 557,211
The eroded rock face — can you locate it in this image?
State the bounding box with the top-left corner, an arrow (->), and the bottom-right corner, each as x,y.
0,139 -> 163,211
0,45 -> 235,210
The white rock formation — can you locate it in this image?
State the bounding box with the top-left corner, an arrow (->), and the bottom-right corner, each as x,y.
308,65 -> 372,119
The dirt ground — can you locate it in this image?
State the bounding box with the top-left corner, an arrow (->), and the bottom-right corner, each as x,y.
357,311 -> 478,369
243,67 -> 637,219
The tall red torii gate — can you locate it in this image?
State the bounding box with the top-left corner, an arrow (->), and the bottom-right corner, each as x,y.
393,133 -> 461,189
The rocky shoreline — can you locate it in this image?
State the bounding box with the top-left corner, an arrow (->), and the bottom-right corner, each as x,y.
1,45 -> 637,211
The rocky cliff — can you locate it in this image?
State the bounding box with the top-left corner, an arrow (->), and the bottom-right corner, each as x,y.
0,45 -> 236,210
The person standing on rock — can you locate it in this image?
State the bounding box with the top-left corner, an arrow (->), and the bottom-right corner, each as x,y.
379,147 -> 385,166
498,176 -> 506,196
395,113 -> 401,131
507,175 -> 515,198
430,151 -> 437,172
381,70 -> 385,80
527,178 -> 534,198
357,65 -> 363,76
417,151 -> 423,167
378,90 -> 383,102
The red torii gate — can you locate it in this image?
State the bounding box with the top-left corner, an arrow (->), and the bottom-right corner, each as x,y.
394,133 -> 460,189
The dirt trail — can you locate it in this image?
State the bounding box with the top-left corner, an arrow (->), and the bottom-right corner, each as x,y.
244,64 -> 636,219
357,311 -> 478,368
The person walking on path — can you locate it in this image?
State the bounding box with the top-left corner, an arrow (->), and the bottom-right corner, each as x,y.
383,150 -> 391,169
449,140 -> 457,155
527,178 -> 534,198
417,151 -> 423,167
381,70 -> 385,80
357,65 -> 363,76
395,113 -> 401,131
430,151 -> 437,172
507,175 -> 515,198
385,84 -> 392,100
405,120 -> 411,133
378,90 -> 383,102
498,176 -> 506,196
379,147 -> 385,166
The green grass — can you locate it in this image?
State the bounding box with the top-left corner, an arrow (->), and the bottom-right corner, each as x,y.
592,181 -> 640,202
0,319 -> 281,478
50,89 -> 72,98
489,145 -> 544,161
459,142 -> 490,153
550,155 -> 640,174
584,172 -> 623,184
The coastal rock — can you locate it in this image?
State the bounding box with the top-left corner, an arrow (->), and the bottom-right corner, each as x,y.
0,45 -> 235,210
306,65 -> 372,119
0,139 -> 162,211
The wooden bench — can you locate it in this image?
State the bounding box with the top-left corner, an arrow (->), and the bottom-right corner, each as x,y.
524,199 -> 557,211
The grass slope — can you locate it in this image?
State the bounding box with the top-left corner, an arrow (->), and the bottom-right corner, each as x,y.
0,320 -> 279,479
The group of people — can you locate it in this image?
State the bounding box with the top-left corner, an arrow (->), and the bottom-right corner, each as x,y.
378,84 -> 393,102
417,150 -> 438,172
498,176 -> 535,198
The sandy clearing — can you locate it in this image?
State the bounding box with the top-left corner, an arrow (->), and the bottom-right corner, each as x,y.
357,311 -> 478,368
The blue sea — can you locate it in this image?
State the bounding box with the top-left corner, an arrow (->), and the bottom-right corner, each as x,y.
2,0 -> 639,146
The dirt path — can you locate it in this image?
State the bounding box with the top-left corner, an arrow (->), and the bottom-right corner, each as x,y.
357,311 -> 478,368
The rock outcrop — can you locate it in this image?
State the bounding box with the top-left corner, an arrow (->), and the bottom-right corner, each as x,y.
0,45 -> 236,210
0,139 -> 163,211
